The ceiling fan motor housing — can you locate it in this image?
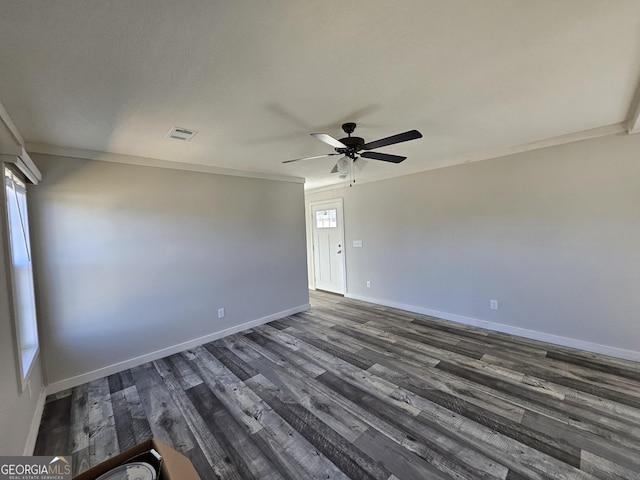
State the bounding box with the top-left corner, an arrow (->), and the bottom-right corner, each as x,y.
337,136 -> 364,154
337,123 -> 364,158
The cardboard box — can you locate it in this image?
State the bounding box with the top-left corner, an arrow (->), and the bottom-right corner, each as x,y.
73,438 -> 200,480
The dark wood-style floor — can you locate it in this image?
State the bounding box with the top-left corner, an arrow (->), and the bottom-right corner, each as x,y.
35,291 -> 640,479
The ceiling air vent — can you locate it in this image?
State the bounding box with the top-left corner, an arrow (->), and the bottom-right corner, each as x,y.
167,126 -> 198,141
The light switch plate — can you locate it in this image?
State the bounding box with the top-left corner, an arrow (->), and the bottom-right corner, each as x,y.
353,240 -> 363,247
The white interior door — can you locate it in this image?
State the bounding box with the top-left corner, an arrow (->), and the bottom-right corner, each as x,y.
311,200 -> 345,294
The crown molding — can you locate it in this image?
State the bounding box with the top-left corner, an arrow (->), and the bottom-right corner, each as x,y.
0,143 -> 23,156
22,121 -> 628,192
627,102 -> 640,134
626,76 -> 640,134
0,101 -> 24,147
26,143 -> 306,184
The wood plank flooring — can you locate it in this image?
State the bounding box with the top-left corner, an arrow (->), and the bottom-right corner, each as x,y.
35,291 -> 640,479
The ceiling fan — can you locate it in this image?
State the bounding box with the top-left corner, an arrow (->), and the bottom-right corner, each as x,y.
283,122 -> 423,180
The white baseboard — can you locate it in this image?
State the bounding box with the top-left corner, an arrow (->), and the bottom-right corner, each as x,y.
23,387 -> 47,455
46,304 -> 310,395
345,293 -> 640,362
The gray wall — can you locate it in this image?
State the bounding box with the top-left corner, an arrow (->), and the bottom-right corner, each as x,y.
0,179 -> 43,455
29,154 -> 309,386
307,132 -> 640,358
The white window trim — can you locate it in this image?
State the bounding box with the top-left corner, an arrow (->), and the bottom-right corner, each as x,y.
1,147 -> 41,184
2,148 -> 41,392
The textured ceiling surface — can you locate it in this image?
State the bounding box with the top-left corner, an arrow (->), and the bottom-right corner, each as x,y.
1,1 -> 640,189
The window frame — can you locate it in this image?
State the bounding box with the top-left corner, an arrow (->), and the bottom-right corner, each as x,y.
2,157 -> 41,392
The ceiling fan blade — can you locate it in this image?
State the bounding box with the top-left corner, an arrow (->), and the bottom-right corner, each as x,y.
361,129 -> 422,150
311,133 -> 347,149
282,153 -> 339,163
330,164 -> 338,174
360,151 -> 406,163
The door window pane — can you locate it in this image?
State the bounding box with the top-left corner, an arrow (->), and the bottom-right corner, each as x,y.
315,209 -> 337,229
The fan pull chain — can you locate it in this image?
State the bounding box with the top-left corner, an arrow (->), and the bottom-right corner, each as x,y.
350,157 -> 354,187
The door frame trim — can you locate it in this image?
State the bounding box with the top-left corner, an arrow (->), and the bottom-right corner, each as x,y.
308,198 -> 346,294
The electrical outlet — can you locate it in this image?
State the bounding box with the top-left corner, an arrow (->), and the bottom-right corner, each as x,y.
217,308 -> 225,319
490,300 -> 498,310
366,280 -> 371,288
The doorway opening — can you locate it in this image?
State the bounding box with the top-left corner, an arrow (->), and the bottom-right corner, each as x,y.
309,199 -> 345,295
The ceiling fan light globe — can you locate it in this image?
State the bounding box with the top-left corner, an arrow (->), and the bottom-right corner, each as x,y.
355,158 -> 368,171
336,156 -> 350,174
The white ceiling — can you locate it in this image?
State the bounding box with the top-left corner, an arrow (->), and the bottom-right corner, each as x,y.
1,1 -> 640,190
